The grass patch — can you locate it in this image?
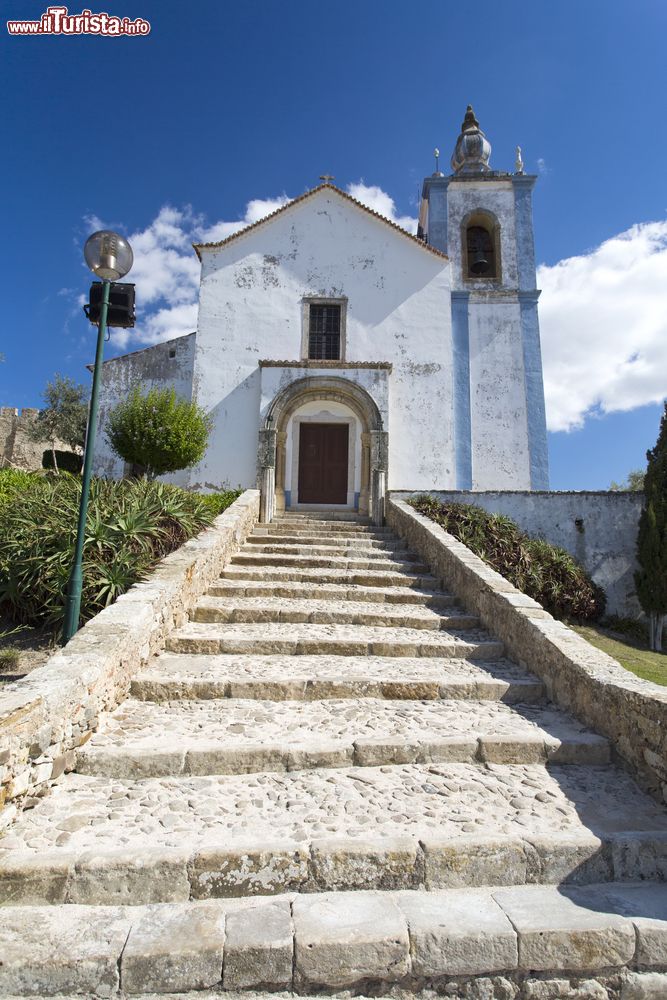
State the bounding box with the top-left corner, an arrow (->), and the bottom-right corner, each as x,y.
0,647 -> 20,672
570,622 -> 667,686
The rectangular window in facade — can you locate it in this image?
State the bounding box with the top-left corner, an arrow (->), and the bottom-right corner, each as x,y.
308,304 -> 341,360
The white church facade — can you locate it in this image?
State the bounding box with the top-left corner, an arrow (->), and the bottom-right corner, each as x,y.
94,107 -> 549,523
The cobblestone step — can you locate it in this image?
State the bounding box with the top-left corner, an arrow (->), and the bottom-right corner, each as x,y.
245,539 -> 409,555
231,551 -> 431,572
76,697 -> 608,778
2,884 -> 667,996
193,596 -> 479,631
166,622 -> 503,658
208,578 -> 457,607
259,521 -> 393,534
221,564 -> 441,588
3,764 -> 667,904
131,653 -> 546,703
280,512 -> 372,522
248,532 -> 405,550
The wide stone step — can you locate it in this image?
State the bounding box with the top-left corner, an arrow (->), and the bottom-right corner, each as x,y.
221,565 -> 441,589
166,622 -> 503,658
248,533 -> 405,550
280,512 -> 372,522
193,596 -> 479,631
2,884 -> 667,995
231,551 -> 430,572
208,578 -> 457,608
241,542 -> 414,558
3,764 -> 667,903
131,653 -> 546,704
76,697 -> 608,779
260,523 -> 393,536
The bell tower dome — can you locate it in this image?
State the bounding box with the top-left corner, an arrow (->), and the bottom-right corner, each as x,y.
451,105 -> 492,174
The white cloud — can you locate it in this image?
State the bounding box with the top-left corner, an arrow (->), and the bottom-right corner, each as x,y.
538,219 -> 667,431
346,182 -> 418,234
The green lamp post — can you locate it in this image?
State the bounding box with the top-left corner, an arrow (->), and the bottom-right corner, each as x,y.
62,230 -> 133,644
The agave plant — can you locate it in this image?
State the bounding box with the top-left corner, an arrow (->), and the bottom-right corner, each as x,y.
0,475 -> 241,632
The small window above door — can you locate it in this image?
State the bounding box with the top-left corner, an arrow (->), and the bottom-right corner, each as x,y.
301,297 -> 347,361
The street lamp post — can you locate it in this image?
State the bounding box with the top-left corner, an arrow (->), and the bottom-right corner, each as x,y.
62,231 -> 133,644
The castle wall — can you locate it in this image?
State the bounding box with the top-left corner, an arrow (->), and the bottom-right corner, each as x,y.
0,407 -> 75,471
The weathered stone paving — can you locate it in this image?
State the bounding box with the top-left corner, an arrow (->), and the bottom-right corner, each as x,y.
2,510 -> 667,998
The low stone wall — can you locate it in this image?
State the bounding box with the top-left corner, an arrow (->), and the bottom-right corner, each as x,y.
390,489 -> 644,618
0,489 -> 260,825
387,498 -> 667,807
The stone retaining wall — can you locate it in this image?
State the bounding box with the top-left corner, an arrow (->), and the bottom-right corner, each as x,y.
0,489 -> 260,825
390,489 -> 644,617
387,498 -> 667,807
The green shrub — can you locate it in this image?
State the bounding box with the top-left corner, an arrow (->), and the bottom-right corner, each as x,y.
106,387 -> 212,479
42,449 -> 83,474
0,648 -> 20,672
0,477 -> 240,631
408,496 -> 606,622
0,468 -> 37,508
197,490 -> 241,518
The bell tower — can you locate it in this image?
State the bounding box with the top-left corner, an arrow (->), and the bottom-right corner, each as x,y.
419,106 -> 549,490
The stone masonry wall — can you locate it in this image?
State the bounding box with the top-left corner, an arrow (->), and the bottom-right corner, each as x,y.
0,489 -> 260,826
391,490 -> 644,618
0,407 -> 77,471
387,498 -> 667,808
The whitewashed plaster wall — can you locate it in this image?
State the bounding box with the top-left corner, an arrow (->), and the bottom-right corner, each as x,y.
93,333 -> 196,484
190,190 -> 455,492
468,297 -> 531,489
448,179 -> 530,489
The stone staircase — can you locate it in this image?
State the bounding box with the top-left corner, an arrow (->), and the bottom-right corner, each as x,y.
1,512 -> 667,998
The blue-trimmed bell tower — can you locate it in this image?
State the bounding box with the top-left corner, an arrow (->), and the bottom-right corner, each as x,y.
419,106 -> 549,491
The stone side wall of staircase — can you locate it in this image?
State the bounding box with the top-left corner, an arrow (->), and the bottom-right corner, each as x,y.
387,498 -> 667,807
0,489 -> 260,826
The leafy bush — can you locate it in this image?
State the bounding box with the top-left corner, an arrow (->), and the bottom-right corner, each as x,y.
42,449 -> 83,474
106,387 -> 212,479
408,496 -> 606,622
0,476 -> 240,630
197,490 -> 242,518
0,468 -> 37,509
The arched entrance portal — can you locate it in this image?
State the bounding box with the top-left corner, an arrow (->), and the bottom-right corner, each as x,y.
257,376 -> 388,525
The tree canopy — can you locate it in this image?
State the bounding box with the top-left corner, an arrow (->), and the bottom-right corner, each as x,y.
634,402 -> 667,652
106,386 -> 212,479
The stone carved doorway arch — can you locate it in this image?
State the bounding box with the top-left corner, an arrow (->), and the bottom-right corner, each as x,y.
257,376 -> 388,525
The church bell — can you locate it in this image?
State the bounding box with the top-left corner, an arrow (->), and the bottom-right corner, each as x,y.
470,249 -> 490,275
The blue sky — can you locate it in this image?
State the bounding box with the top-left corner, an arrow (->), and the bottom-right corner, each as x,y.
2,0 -> 666,488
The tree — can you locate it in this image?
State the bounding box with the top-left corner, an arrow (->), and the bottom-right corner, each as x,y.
28,374 -> 89,473
610,469 -> 645,491
634,401 -> 667,652
106,387 -> 212,479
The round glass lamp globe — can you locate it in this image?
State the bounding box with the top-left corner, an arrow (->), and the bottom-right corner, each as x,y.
84,231 -> 133,281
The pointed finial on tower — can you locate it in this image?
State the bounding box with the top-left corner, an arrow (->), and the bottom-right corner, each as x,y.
461,105 -> 480,132
451,104 -> 492,174
433,147 -> 443,176
515,145 -> 524,174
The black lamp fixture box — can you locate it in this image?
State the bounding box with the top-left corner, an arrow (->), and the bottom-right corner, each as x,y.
84,281 -> 136,329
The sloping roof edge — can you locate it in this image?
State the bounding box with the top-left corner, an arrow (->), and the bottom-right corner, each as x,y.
192,184 -> 448,261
